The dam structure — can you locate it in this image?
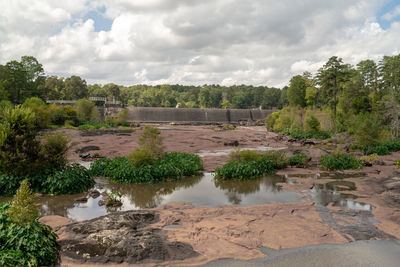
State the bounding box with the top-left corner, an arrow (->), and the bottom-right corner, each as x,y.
124,107 -> 274,125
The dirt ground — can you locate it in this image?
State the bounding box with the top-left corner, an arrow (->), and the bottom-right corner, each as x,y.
40,125 -> 400,266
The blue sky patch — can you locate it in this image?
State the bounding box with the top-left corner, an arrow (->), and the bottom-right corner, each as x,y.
377,0 -> 400,29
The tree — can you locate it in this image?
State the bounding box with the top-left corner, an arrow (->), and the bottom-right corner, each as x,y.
1,60 -> 27,104
7,179 -> 39,225
105,83 -> 120,102
44,76 -> 64,100
378,54 -> 400,138
305,86 -> 318,106
262,88 -> 281,109
74,99 -> 98,122
287,75 -> 306,107
316,56 -> 351,120
63,76 -> 88,100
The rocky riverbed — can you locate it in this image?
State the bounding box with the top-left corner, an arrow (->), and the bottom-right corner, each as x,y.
34,125 -> 400,266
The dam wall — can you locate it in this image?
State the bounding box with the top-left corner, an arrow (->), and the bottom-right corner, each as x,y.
125,107 -> 273,124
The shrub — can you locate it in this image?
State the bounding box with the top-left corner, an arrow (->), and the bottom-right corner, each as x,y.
6,179 -> 38,225
321,152 -> 363,170
74,99 -> 97,122
262,150 -> 288,169
0,202 -> 58,267
117,109 -> 129,124
41,132 -> 69,170
361,154 -> 379,165
43,166 -> 95,195
395,160 -> 400,169
0,174 -> 24,197
0,106 -> 42,176
353,113 -> 382,147
139,126 -> 164,158
215,159 -> 275,180
128,147 -> 157,167
288,153 -> 308,167
362,141 -> 400,155
90,152 -> 203,183
304,115 -> 320,133
22,97 -> 51,129
228,149 -> 261,162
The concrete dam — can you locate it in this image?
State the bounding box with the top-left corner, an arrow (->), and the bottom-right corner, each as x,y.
124,107 -> 274,124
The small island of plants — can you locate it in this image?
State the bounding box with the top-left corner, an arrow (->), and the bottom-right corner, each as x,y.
90,126 -> 204,183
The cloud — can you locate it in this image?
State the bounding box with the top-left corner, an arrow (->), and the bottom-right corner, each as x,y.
0,0 -> 399,87
382,5 -> 400,21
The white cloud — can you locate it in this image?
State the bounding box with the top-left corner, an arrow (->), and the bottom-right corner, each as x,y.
382,5 -> 400,21
0,0 -> 399,87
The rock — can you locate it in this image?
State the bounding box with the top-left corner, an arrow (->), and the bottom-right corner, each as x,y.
224,140 -> 239,146
302,140 -> 316,146
35,193 -> 43,197
98,199 -> 106,206
79,153 -> 91,159
39,215 -> 72,229
75,197 -> 88,203
88,190 -> 101,199
57,210 -> 198,264
75,146 -> 100,154
106,200 -> 123,208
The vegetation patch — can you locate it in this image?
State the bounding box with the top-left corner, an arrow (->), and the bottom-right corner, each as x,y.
0,181 -> 58,267
362,141 -> 400,155
321,152 -> 363,170
215,149 -> 290,180
288,153 -> 309,167
0,106 -> 94,196
90,152 -> 203,183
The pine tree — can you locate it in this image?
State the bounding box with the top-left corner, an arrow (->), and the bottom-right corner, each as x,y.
7,179 -> 39,225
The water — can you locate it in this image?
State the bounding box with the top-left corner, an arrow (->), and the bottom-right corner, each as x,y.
0,170 -> 375,222
197,146 -> 287,157
35,173 -> 299,221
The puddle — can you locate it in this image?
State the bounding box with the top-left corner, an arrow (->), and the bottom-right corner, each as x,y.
318,181 -> 357,191
197,146 -> 287,157
288,172 -> 366,179
30,174 -> 300,222
311,187 -> 373,211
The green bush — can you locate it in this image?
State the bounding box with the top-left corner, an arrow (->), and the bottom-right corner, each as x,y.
43,166 -> 95,195
139,126 -> 164,158
7,179 -> 38,225
353,113 -> 382,147
288,153 -> 308,167
262,150 -> 288,169
321,153 -> 363,170
215,158 -> 275,180
304,115 -> 320,133
0,202 -> 58,267
90,152 -> 203,183
362,140 -> 400,155
128,147 -> 157,167
74,99 -> 98,122
41,132 -> 69,170
228,149 -> 261,162
22,97 -> 51,129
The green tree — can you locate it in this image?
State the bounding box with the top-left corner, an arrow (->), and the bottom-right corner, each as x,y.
316,56 -> 351,121
44,76 -> 64,100
7,179 -> 39,225
305,86 -> 318,106
105,83 -> 120,102
74,99 -> 98,122
287,75 -> 306,107
63,76 -> 88,100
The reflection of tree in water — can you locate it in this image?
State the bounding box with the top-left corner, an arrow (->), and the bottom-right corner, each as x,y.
215,175 -> 286,205
38,192 -> 86,217
113,175 -> 203,208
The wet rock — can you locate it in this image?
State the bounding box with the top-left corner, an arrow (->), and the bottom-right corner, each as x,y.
88,190 -> 101,199
224,140 -> 239,146
75,197 -> 88,203
98,199 -> 106,206
75,146 -> 101,154
79,153 -> 91,159
58,210 -> 198,264
301,140 -> 316,146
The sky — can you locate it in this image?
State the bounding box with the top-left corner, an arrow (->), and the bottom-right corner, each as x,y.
0,0 -> 399,88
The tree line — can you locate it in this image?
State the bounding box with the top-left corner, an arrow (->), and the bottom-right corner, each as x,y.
0,54 -> 399,115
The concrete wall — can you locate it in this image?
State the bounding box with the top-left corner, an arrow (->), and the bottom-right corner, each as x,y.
125,107 -> 273,124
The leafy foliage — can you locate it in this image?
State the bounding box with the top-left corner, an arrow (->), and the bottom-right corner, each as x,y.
227,149 -> 261,162
362,140 -> 400,155
288,153 -> 309,167
139,126 -> 164,158
321,152 -> 363,170
43,166 -> 95,195
261,150 -> 288,169
90,152 -> 203,183
128,147 -> 157,167
41,132 -> 70,170
0,202 -> 58,267
215,159 -> 275,180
